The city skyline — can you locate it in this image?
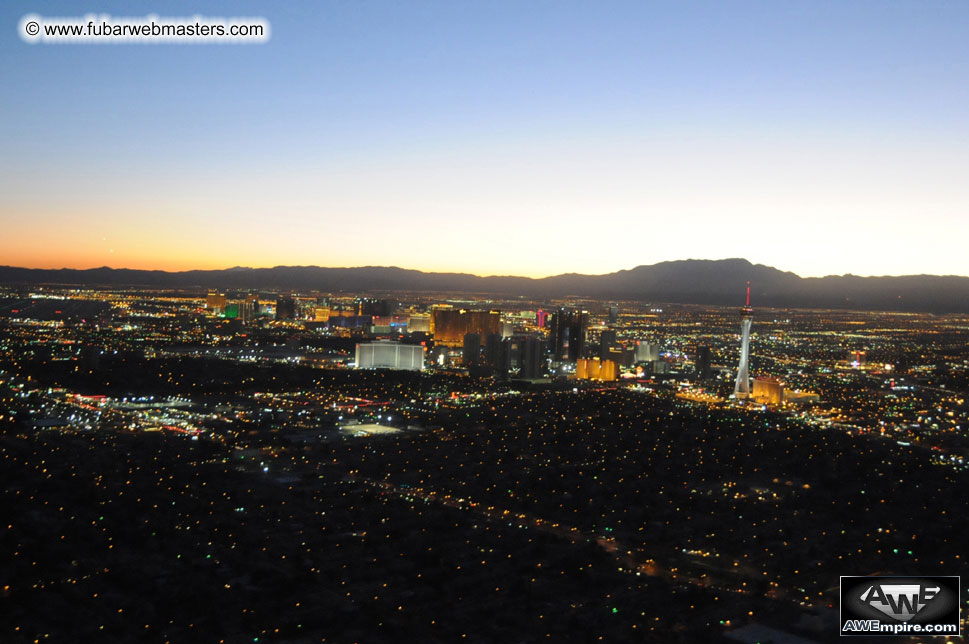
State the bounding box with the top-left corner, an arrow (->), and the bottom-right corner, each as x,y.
4,3 -> 969,641
3,1 -> 969,277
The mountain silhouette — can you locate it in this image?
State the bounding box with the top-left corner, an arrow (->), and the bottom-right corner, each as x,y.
1,259 -> 967,313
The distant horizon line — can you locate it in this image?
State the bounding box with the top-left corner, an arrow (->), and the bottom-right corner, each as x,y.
3,259 -> 969,281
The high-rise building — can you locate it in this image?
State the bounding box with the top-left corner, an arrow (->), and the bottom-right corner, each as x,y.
535,310 -> 549,328
549,308 -> 588,362
848,350 -> 867,368
483,333 -> 504,368
634,341 -> 660,363
431,309 -> 501,346
620,344 -> 637,368
576,357 -> 618,381
205,292 -> 227,315
519,336 -> 545,379
733,283 -> 753,399
753,377 -> 784,405
355,341 -> 423,371
599,329 -> 617,360
242,295 -> 261,321
599,359 -> 618,382
358,298 -> 393,317
407,314 -> 431,333
275,296 -> 297,321
695,345 -> 712,380
462,333 -> 481,365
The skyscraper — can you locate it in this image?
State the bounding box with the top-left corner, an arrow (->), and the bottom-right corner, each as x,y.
549,308 -> 588,362
484,333 -> 505,368
752,377 -> 783,405
535,310 -> 548,328
519,336 -> 545,379
431,309 -> 501,346
634,341 -> 660,363
462,333 -> 481,366
599,329 -> 617,360
695,345 -> 712,380
205,292 -> 227,315
733,283 -> 753,398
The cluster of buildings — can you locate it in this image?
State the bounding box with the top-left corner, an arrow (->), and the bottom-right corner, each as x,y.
202,286 -> 822,405
352,304 -> 706,384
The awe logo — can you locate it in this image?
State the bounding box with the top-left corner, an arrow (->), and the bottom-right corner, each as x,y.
859,583 -> 940,621
841,575 -> 961,637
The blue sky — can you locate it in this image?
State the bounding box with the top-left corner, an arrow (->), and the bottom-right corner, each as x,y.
2,0 -> 968,276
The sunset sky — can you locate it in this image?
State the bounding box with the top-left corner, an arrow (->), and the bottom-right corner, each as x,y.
2,0 -> 968,278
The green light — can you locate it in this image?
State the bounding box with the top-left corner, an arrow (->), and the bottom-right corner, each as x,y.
612,607 -> 618,614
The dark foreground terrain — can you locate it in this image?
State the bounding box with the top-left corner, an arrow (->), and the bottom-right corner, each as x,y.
3,379 -> 967,643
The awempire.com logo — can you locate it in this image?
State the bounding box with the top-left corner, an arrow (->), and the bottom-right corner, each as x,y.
840,576 -> 960,636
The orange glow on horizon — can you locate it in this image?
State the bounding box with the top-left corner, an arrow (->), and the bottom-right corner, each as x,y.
0,245 -> 565,279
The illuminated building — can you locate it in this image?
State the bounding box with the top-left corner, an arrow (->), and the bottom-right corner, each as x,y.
205,292 -> 226,315
634,341 -> 659,363
599,359 -> 618,381
536,310 -> 548,328
314,307 -> 331,322
576,357 -> 617,381
752,377 -> 784,405
431,309 -> 501,347
355,341 -> 423,371
236,297 -> 257,323
848,350 -> 867,368
785,390 -> 821,405
733,283 -> 753,399
549,308 -> 588,362
371,316 -> 408,334
407,314 -> 431,333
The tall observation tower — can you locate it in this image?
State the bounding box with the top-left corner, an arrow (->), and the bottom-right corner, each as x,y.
732,282 -> 753,399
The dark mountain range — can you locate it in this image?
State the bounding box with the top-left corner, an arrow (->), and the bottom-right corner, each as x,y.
1,259 -> 968,312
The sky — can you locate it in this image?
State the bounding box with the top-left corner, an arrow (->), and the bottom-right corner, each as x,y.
2,0 -> 968,278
